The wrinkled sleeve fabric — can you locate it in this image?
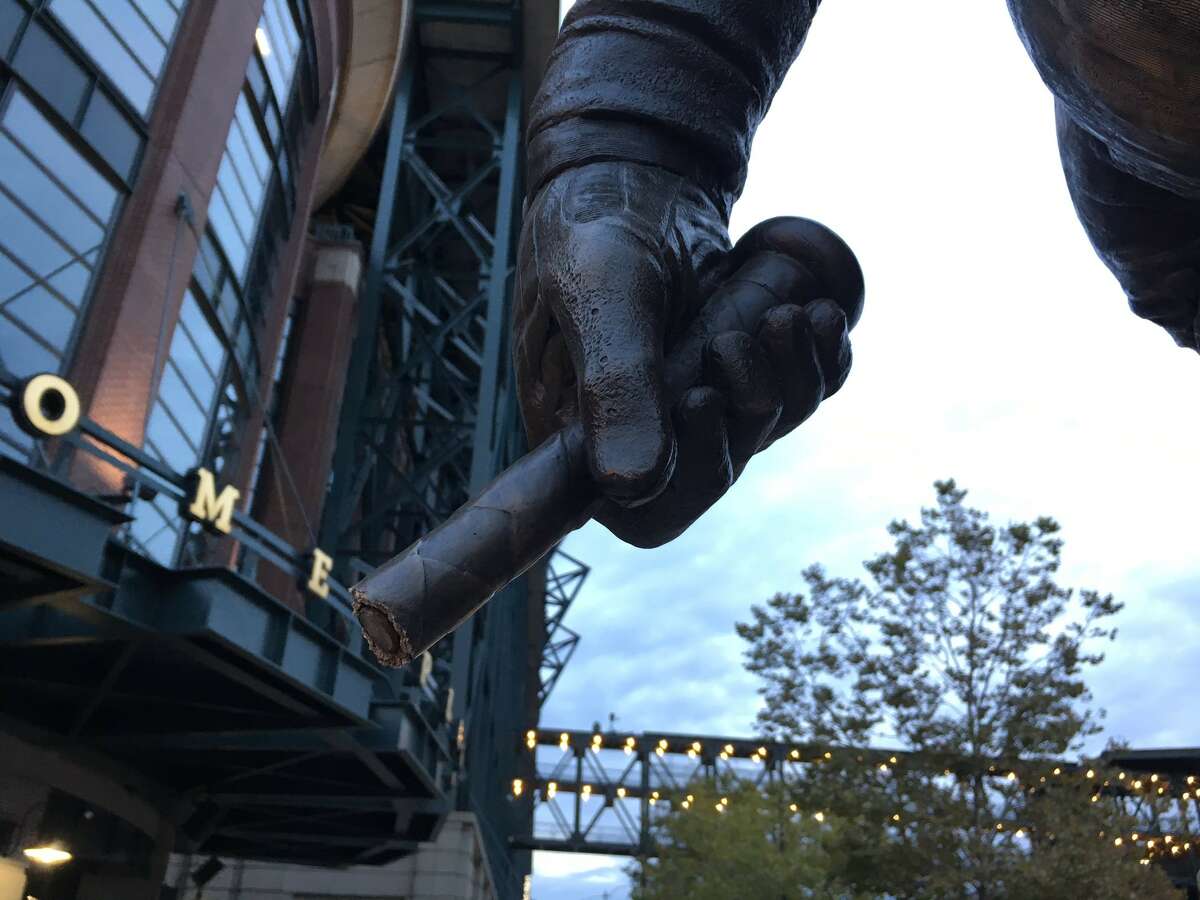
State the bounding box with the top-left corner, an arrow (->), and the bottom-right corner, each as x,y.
528,1 -> 821,219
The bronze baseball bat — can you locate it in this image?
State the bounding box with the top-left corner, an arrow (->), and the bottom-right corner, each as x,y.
351,229 -> 856,668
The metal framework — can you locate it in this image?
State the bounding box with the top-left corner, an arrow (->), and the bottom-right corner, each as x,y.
518,727 -> 1200,890
318,3 -> 554,896
539,549 -> 587,708
0,383 -> 455,866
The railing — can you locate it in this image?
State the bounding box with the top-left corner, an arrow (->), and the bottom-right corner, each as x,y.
0,373 -> 370,659
518,728 -> 1200,869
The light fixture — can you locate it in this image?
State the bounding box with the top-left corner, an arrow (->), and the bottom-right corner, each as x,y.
22,843 -> 72,866
255,26 -> 272,57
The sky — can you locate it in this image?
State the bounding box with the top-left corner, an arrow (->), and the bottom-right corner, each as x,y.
533,2 -> 1200,897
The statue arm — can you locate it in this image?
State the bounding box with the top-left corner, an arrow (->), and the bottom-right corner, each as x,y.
1057,105 -> 1200,352
529,0 -> 821,218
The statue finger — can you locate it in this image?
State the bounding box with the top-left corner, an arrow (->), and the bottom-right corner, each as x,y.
755,303 -> 825,445
703,330 -> 783,467
804,298 -> 852,398
595,386 -> 733,549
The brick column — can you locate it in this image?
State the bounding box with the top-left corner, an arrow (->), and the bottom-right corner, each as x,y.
66,1 -> 265,493
255,238 -> 361,614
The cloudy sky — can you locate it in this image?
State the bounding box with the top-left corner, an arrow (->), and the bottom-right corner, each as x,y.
533,2 -> 1200,897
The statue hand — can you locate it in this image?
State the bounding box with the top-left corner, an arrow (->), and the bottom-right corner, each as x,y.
514,161 -> 863,548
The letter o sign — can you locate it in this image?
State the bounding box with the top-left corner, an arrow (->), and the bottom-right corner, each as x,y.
17,373 -> 81,437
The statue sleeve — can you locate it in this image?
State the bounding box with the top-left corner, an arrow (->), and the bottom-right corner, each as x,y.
528,1 -> 822,218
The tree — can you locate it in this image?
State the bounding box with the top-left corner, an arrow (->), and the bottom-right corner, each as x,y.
733,480 -> 1179,899
631,781 -> 859,900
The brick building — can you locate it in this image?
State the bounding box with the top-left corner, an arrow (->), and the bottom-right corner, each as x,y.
0,1 -> 558,898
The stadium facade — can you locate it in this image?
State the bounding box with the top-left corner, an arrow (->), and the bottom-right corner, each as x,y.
0,1 -> 563,898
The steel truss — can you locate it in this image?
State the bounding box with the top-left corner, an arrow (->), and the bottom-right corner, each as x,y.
518,727 -> 1200,887
320,3 -> 550,897
539,549 -> 588,707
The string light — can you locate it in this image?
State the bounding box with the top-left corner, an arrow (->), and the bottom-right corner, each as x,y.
520,731 -> 1200,860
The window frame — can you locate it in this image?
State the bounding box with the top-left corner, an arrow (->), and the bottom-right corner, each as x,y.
0,77 -> 125,393
0,0 -> 149,189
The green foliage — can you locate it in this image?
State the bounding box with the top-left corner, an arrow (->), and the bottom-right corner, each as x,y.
631,781 -> 861,900
722,480 -> 1179,899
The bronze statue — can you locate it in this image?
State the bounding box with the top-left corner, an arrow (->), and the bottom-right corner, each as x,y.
353,0 -> 1199,666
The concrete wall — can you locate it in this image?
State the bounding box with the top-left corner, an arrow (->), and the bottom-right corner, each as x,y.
0,859 -> 26,900
165,812 -> 497,900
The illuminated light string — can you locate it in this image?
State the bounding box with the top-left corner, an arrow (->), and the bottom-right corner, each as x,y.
524,736 -> 1200,801
525,782 -> 1196,863
518,739 -> 1200,860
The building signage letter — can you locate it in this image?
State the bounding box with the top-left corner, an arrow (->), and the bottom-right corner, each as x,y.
306,548 -> 334,598
14,373 -> 80,437
185,467 -> 240,534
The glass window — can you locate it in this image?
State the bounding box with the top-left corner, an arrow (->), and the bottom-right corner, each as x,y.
137,0 -> 178,43
0,87 -> 119,379
0,134 -> 106,254
4,91 -> 119,217
0,404 -> 34,458
258,0 -> 299,102
48,259 -> 90,307
80,89 -> 141,181
6,285 -> 76,349
12,21 -> 90,122
47,0 -> 189,119
0,192 -> 76,288
0,0 -> 26,59
95,0 -> 166,72
206,188 -> 248,276
0,313 -> 56,375
128,290 -> 234,566
49,0 -> 156,114
0,247 -> 32,302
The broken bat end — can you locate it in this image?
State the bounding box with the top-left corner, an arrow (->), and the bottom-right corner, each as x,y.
352,587 -> 416,668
